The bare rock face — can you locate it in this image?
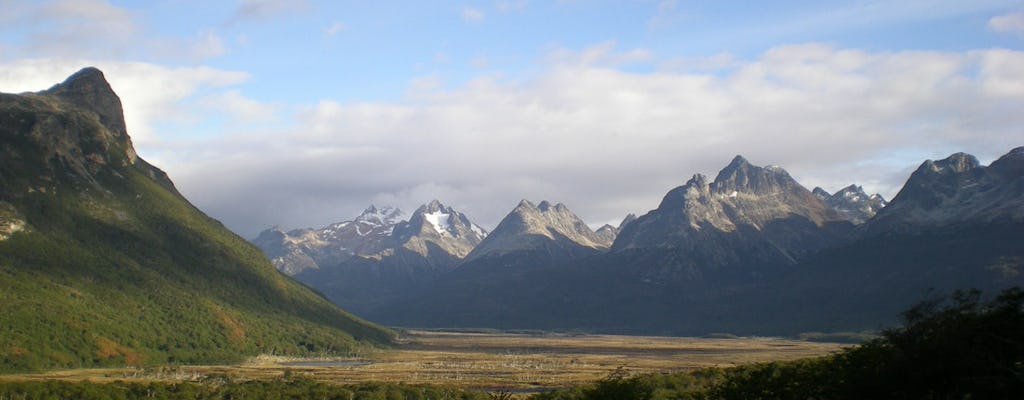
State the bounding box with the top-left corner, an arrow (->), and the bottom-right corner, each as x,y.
593,224 -> 618,247
465,199 -> 608,262
812,185 -> 888,225
387,200 -> 487,268
611,156 -> 853,280
864,148 -> 1024,235
251,206 -> 405,275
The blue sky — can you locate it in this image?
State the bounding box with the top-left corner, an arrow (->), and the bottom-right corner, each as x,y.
2,0 -> 1023,236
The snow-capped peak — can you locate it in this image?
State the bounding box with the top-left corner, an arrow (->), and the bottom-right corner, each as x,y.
355,205 -> 405,226
424,210 -> 452,235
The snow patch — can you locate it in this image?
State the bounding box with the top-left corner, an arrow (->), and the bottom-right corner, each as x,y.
729,191 -> 738,198
471,223 -> 487,238
424,211 -> 451,235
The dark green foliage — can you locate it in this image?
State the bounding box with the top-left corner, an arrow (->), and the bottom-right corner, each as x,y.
0,167 -> 392,371
0,378 -> 490,400
533,367 -> 721,400
533,287 -> 1024,400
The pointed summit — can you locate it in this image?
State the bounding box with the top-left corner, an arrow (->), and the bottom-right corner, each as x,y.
44,67 -> 129,141
866,147 -> 1024,234
613,154 -> 849,267
711,155 -> 798,196
813,184 -> 887,224
465,200 -> 608,262
389,200 -> 487,264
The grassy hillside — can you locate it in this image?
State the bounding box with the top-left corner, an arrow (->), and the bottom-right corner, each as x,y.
0,69 -> 392,373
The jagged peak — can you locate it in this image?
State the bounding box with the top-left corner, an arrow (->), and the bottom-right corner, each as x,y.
516,199 -> 537,210
418,199 -> 449,214
618,213 -> 638,230
537,200 -> 553,211
355,205 -> 403,224
711,155 -> 798,195
686,173 -> 709,188
921,152 -> 980,175
727,155 -> 750,168
836,184 -> 866,196
812,187 -> 831,197
44,67 -> 128,137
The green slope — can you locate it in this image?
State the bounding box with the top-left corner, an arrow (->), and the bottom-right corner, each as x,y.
0,68 -> 391,372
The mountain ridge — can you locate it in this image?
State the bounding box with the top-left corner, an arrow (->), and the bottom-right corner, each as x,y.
0,67 -> 391,372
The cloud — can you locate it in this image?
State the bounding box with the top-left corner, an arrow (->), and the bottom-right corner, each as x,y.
462,8 -> 486,24
0,0 -> 137,59
547,41 -> 653,67
648,0 -> 682,29
232,0 -> 310,22
323,21 -> 347,37
988,11 -> 1024,34
154,43 -> 1024,237
190,30 -> 227,59
199,90 -> 279,123
496,0 -> 528,13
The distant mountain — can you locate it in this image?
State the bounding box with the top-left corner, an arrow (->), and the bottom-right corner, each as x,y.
251,205 -> 404,275
464,200 -> 609,262
812,185 -> 887,224
611,156 -> 853,281
0,68 -> 390,372
386,199 -> 488,267
289,200 -> 487,316
863,149 -> 1024,235
592,214 -> 638,247
366,148 -> 1022,335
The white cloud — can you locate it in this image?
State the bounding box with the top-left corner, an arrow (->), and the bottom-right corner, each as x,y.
462,8 -> 486,24
168,44 -> 1024,237
324,21 -> 347,37
190,30 -> 227,59
547,41 -> 653,67
648,0 -> 681,29
496,0 -> 528,13
199,90 -> 279,123
988,11 -> 1024,34
0,0 -> 136,59
232,0 -> 310,22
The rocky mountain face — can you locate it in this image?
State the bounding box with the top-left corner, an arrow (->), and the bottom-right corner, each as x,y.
611,156 -> 853,280
282,200 -> 487,316
813,185 -> 887,224
863,149 -> 1024,235
386,200 -> 488,268
251,205 -> 404,275
592,214 -> 637,248
370,149 -> 1022,334
464,200 -> 609,262
0,68 -> 390,372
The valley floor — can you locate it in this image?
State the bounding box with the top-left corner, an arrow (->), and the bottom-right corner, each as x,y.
0,331 -> 843,391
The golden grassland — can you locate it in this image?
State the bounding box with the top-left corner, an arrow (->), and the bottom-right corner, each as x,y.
1,330 -> 845,391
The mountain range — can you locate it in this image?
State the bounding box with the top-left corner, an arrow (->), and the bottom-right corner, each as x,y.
0,68 -> 391,372
256,147 -> 1023,335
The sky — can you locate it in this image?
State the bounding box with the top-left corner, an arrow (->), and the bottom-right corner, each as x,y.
1,0 -> 1023,238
